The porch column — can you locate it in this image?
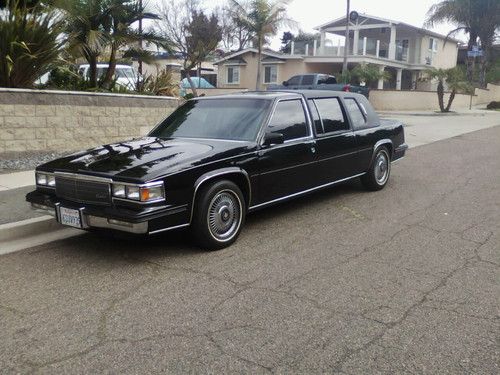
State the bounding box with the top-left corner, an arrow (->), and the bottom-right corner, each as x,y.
377,66 -> 385,90
305,44 -> 309,56
313,40 -> 317,56
320,31 -> 326,55
353,29 -> 359,55
362,37 -> 367,55
389,25 -> 396,60
291,41 -> 295,55
376,40 -> 380,57
337,39 -> 341,56
411,71 -> 418,90
396,68 -> 402,90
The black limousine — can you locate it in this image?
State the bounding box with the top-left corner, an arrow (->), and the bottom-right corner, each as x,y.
27,91 -> 407,249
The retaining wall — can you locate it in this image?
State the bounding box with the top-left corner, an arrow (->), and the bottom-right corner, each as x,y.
0,88 -> 180,153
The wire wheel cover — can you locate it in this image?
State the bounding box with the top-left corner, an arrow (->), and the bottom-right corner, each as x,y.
374,151 -> 389,184
207,190 -> 241,241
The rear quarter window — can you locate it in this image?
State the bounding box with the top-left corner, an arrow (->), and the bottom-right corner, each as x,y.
344,98 -> 367,130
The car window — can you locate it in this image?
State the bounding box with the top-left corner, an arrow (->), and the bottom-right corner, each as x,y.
308,99 -> 323,134
313,98 -> 349,133
267,100 -> 309,141
317,75 -> 328,85
150,98 -> 272,141
301,75 -> 315,85
325,76 -> 337,84
344,98 -> 367,129
287,76 -> 301,86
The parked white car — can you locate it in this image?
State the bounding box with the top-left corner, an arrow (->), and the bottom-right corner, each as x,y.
78,64 -> 139,90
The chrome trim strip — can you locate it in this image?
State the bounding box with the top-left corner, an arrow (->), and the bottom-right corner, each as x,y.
189,167 -> 251,224
85,215 -> 148,234
248,172 -> 366,211
112,197 -> 166,205
373,138 -> 393,151
149,223 -> 190,235
54,171 -> 113,184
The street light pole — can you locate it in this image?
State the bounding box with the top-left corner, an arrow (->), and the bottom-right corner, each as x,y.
138,0 -> 143,76
342,0 -> 350,81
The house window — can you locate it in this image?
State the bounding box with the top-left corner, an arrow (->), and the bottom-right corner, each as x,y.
263,65 -> 278,84
429,38 -> 438,52
227,66 -> 240,84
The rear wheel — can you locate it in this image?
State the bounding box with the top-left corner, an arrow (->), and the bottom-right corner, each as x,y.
192,180 -> 245,250
361,146 -> 391,191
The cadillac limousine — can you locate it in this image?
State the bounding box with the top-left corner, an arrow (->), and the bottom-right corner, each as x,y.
27,91 -> 407,249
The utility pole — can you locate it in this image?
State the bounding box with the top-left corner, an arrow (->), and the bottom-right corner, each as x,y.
342,0 -> 350,81
138,0 -> 143,76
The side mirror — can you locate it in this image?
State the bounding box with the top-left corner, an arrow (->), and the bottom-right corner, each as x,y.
282,80 -> 289,86
263,132 -> 284,146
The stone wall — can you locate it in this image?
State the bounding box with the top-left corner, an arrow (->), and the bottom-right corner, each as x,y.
0,88 -> 180,153
370,83 -> 500,111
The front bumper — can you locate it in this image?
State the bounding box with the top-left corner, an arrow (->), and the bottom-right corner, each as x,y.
27,190 -> 190,235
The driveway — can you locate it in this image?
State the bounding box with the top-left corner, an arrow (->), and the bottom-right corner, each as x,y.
1,126 -> 499,374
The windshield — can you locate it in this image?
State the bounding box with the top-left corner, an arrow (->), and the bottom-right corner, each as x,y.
149,98 -> 272,141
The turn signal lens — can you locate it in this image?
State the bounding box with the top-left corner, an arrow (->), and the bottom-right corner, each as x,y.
140,186 -> 164,202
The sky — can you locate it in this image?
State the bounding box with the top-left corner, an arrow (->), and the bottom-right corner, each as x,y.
150,0 -> 465,49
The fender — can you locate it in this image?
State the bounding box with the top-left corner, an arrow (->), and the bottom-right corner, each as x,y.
372,139 -> 393,160
190,167 -> 251,223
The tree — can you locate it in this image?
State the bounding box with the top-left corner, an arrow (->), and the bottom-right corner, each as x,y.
61,0 -> 113,87
230,0 -> 295,90
215,2 -> 254,51
279,30 -> 318,54
350,63 -> 390,87
425,67 -> 472,112
0,0 -> 64,88
425,0 -> 500,87
100,0 -> 161,89
157,0 -> 222,96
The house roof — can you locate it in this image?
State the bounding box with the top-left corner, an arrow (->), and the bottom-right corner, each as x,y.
214,47 -> 302,64
315,13 -> 462,44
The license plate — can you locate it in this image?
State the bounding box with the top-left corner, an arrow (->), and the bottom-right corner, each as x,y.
59,207 -> 82,229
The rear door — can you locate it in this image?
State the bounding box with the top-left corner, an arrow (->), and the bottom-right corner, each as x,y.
308,97 -> 359,183
256,98 -> 318,205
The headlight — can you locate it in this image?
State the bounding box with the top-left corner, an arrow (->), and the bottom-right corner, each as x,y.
112,184 -> 126,198
126,186 -> 140,200
112,181 -> 164,203
36,172 -> 47,185
36,172 -> 55,187
47,175 -> 56,187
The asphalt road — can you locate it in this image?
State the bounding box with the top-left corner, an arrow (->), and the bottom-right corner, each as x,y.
1,127 -> 499,374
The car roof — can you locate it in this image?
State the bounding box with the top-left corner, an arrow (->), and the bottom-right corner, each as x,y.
194,90 -> 365,101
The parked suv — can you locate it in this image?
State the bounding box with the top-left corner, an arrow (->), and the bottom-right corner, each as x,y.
78,64 -> 139,90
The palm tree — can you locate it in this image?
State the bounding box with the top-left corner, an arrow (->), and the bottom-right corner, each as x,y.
425,0 -> 500,87
426,67 -> 472,112
60,0 -> 112,87
230,0 -> 295,90
100,0 -> 161,89
0,0 -> 64,87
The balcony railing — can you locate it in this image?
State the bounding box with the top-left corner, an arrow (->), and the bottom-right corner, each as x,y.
288,38 -> 414,64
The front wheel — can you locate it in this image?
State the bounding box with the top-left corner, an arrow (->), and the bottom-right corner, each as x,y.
192,180 -> 245,250
361,146 -> 391,191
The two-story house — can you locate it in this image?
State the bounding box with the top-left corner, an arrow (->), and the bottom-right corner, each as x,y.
215,13 -> 460,91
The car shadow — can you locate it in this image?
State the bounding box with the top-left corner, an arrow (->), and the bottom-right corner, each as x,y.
33,179 -> 365,260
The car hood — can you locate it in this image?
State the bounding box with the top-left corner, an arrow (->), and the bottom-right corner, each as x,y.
39,137 -> 256,182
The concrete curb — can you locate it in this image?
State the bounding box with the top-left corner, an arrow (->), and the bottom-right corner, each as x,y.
0,216 -> 61,242
0,216 -> 81,255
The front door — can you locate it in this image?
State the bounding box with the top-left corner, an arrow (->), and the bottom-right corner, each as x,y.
256,98 -> 318,205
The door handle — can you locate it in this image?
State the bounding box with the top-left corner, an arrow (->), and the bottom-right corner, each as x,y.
305,140 -> 316,154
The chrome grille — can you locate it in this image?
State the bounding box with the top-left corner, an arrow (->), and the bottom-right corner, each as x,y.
55,176 -> 111,205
